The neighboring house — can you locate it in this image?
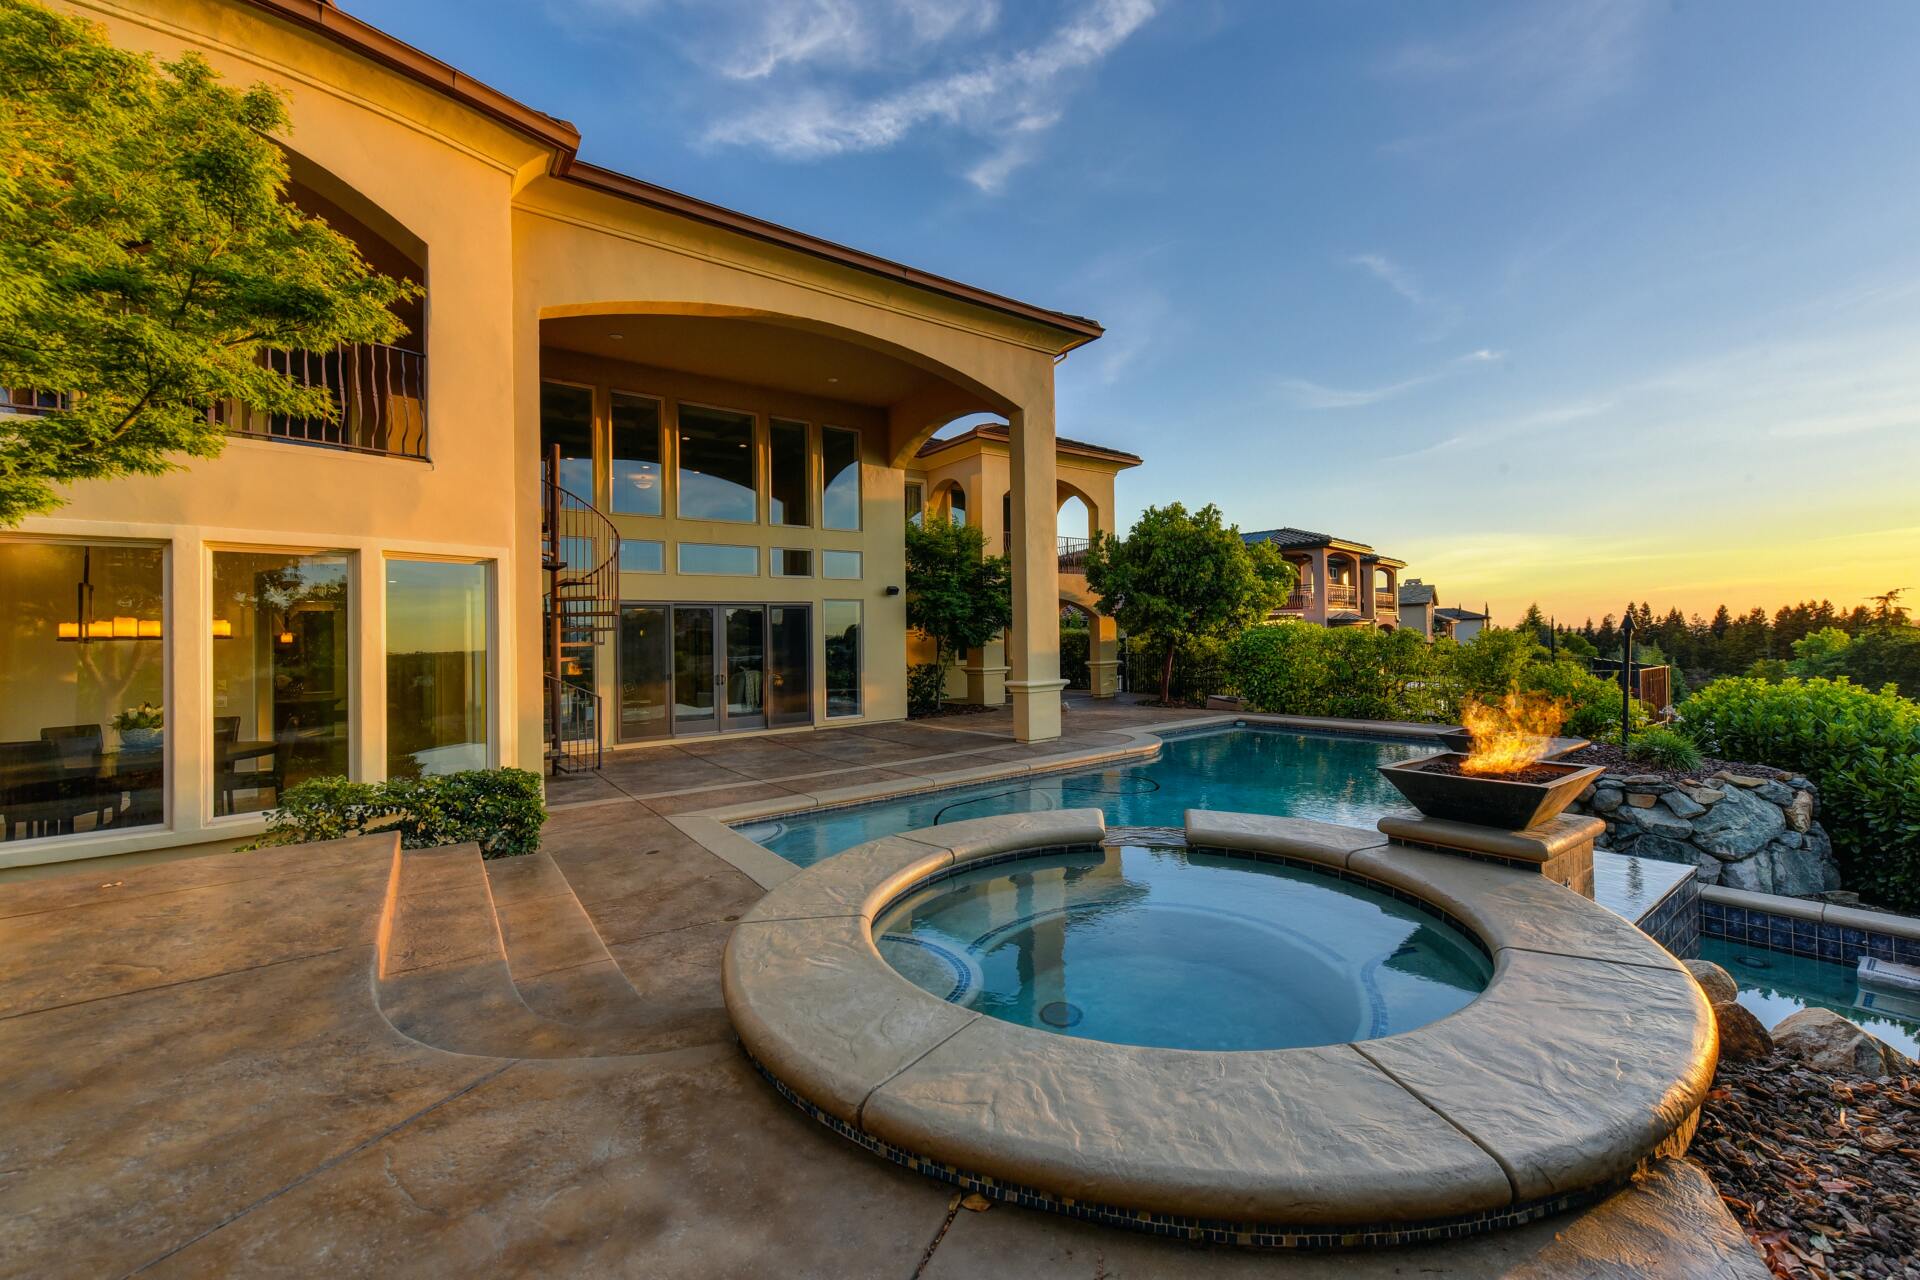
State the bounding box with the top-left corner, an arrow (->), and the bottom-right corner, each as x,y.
907,425 -> 1141,701
1435,605 -> 1493,643
1398,578 -> 1439,640
0,0 -> 1102,871
1241,528 -> 1408,630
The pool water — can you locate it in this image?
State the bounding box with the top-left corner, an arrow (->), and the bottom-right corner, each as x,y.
1699,938 -> 1920,1058
872,845 -> 1492,1051
743,727 -> 1425,867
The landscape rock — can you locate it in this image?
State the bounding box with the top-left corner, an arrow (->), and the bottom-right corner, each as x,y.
1689,785 -> 1785,860
1710,1000 -> 1774,1062
1684,959 -> 1739,1005
1625,792 -> 1658,808
1754,779 -> 1797,806
1590,786 -> 1622,814
1714,773 -> 1768,789
1660,789 -> 1708,819
1772,1007 -> 1909,1078
1786,790 -> 1814,833
1682,785 -> 1726,806
1617,804 -> 1695,837
1718,848 -> 1776,894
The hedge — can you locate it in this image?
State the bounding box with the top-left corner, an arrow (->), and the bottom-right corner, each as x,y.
248,767 -> 548,859
1681,677 -> 1920,911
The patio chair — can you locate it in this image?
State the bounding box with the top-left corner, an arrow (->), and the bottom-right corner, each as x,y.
41,724 -> 116,828
1,739 -> 70,841
214,720 -> 280,816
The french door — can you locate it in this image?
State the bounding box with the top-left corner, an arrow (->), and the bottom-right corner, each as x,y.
621,602 -> 809,740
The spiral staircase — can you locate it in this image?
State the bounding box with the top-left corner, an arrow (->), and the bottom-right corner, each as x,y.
542,445 -> 620,774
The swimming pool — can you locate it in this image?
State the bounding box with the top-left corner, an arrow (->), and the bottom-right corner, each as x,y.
1700,937 -> 1920,1057
872,843 -> 1491,1051
742,726 -> 1427,866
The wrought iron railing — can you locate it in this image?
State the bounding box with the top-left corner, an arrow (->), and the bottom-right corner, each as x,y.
1057,536 -> 1091,572
219,343 -> 427,459
1375,590 -> 1397,613
543,676 -> 603,773
542,446 -> 620,775
1325,583 -> 1359,609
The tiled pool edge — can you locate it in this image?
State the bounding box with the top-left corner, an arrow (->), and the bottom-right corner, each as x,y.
1699,885 -> 1920,967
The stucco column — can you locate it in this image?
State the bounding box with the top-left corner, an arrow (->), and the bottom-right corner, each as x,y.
1309,549 -> 1330,624
1361,560 -> 1376,623
1007,400 -> 1064,741
1086,613 -> 1120,698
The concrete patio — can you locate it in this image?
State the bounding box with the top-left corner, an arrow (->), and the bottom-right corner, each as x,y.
0,699 -> 1767,1278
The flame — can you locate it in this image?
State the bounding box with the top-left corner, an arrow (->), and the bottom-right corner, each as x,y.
1458,692 -> 1567,776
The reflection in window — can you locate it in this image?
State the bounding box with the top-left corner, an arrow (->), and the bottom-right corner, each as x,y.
0,540 -> 165,842
619,540 -> 664,573
386,560 -> 489,778
211,551 -> 350,815
769,419 -> 809,527
618,603 -> 670,741
946,483 -> 967,527
677,543 -> 758,576
771,548 -> 812,577
824,600 -> 861,718
677,405 -> 756,522
610,392 -> 663,516
822,550 -> 862,580
768,605 -> 811,727
821,426 -> 861,530
539,382 -> 594,500
904,482 -> 923,527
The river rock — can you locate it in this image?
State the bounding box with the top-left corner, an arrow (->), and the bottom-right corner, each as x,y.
1660,789 -> 1707,819
1689,784 -> 1785,859
1772,1008 -> 1909,1077
1712,1000 -> 1775,1062
1685,959 -> 1739,1005
1591,786 -> 1623,814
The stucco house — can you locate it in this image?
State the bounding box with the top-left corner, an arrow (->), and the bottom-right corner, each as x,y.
0,0 -> 1108,870
1241,527 -> 1407,630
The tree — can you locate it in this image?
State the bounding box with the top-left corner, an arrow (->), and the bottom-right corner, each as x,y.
904,514 -> 1012,699
1084,502 -> 1294,703
0,0 -> 417,523
1518,602 -> 1546,632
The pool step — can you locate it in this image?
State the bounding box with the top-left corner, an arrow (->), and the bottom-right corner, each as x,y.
374,843 -> 706,1058
484,851 -> 653,1028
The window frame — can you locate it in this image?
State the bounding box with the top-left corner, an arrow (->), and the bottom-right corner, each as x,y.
819,424 -> 862,531
608,388 -> 667,518
674,400 -> 760,525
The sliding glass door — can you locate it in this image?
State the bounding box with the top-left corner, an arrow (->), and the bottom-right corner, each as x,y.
672,606 -> 717,734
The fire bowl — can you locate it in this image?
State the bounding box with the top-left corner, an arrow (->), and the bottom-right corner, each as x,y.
1435,728 -> 1475,754
1380,753 -> 1605,831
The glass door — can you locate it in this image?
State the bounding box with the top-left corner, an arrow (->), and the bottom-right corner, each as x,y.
619,604 -> 671,741
723,606 -> 766,730
672,606 -> 717,734
767,605 -> 811,727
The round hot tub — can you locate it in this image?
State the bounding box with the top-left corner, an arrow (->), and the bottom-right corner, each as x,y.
874,845 -> 1490,1052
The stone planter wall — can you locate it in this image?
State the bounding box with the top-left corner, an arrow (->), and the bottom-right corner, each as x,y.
1569,770 -> 1841,897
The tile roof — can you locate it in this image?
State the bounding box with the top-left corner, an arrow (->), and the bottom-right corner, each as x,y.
1398,580 -> 1438,606
1242,527 -> 1339,550
1435,606 -> 1490,622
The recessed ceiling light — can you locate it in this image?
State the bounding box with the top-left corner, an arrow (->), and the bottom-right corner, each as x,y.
827,376 -> 839,383
609,333 -> 624,340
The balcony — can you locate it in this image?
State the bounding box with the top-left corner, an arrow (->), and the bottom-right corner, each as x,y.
1057,536 -> 1090,573
1277,587 -> 1313,612
218,343 -> 428,460
1375,590 -> 1398,614
1325,583 -> 1359,610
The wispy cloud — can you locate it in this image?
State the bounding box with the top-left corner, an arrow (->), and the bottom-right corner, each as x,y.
691,0 -> 1159,191
1347,252 -> 1428,308
1378,0 -> 1654,150
1281,349 -> 1505,411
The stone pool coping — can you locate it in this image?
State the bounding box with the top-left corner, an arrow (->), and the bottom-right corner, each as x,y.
722,808 -> 1718,1246
671,713 -> 1474,890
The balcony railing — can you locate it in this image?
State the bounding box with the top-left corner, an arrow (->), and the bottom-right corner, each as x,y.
1278,588 -> 1312,612
1375,590 -> 1398,614
1325,583 -> 1359,609
1058,536 -> 1091,572
218,343 -> 427,460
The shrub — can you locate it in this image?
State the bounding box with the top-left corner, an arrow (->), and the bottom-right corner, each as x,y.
250,767 -> 547,859
1516,659 -> 1649,741
1134,631 -> 1232,704
1440,627 -> 1548,714
1060,625 -> 1090,689
1626,725 -> 1703,772
1682,677 -> 1920,911
1228,622 -> 1439,720
906,661 -> 947,718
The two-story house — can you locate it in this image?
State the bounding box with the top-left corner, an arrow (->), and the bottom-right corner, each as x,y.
1241,528 -> 1407,629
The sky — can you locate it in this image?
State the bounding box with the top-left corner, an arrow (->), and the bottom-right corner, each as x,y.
349,0 -> 1920,627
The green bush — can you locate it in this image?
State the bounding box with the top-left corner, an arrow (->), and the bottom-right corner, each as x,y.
906,661 -> 947,718
1134,631 -> 1232,704
1060,625 -> 1090,689
1682,677 -> 1920,911
1626,725 -> 1703,771
1228,622 -> 1439,720
249,767 -> 547,859
1516,659 -> 1649,741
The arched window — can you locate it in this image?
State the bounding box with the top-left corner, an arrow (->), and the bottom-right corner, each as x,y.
946,483 -> 967,527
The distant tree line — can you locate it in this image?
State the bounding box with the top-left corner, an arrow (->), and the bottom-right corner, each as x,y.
1513,592 -> 1918,699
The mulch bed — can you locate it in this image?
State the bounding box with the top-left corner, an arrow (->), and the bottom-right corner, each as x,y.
907,703 -> 1001,720
1558,741 -> 1791,787
1694,1056 -> 1920,1278
1412,758 -> 1574,785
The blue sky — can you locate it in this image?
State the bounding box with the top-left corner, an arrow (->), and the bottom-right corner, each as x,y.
352,0 -> 1920,624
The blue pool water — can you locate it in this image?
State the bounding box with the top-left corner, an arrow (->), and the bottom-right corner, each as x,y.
742,727 -> 1426,866
1701,938 -> 1920,1058
872,845 -> 1492,1051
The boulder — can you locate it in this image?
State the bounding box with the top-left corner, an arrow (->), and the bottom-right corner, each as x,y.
1754,779 -> 1797,806
1718,848 -> 1775,893
1684,959 -> 1739,1005
1713,773 -> 1768,789
1772,1007 -> 1910,1077
1660,789 -> 1707,819
1689,852 -> 1723,885
1626,792 -> 1659,808
1689,784 -> 1785,860
1764,841 -> 1832,897
1591,786 -> 1623,814
1711,1000 -> 1774,1062
1682,785 -> 1725,807
1617,803 -> 1695,838
1786,790 -> 1814,834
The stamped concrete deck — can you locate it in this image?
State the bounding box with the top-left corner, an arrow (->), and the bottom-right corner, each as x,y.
0,699 -> 1768,1277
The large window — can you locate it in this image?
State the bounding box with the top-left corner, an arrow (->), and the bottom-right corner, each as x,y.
610,392 -> 664,516
677,404 -> 756,522
824,600 -> 861,718
822,550 -> 862,580
211,551 -> 350,816
768,418 -> 809,527
385,560 -> 488,778
768,605 -> 811,727
770,549 -> 812,577
539,382 -> 595,501
619,541 -> 664,574
821,427 -> 861,530
677,543 -> 758,576
618,603 -> 670,741
0,540 -> 165,842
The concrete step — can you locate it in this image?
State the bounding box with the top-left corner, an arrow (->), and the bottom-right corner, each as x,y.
483,851 -> 652,1028
374,843 -> 710,1059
